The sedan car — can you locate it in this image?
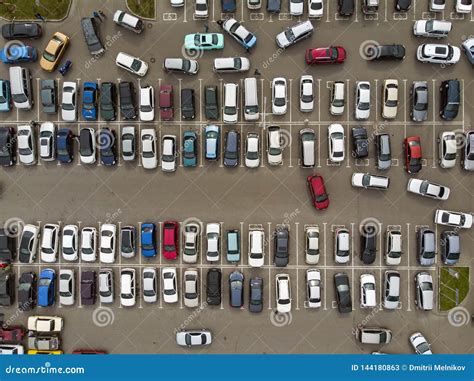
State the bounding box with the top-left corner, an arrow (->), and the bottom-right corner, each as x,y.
99,128 -> 117,166
141,128 -> 157,169
120,268 -> 136,307
17,124 -> 36,165
404,136 -> 422,174
100,82 -> 116,121
99,224 -> 116,264
267,126 -> 283,165
365,44 -> 406,60
163,58 -> 199,75
328,124 -> 345,163
206,223 -> 220,262
275,20 -> 314,49
82,82 -> 98,120
305,46 -> 346,64
434,210 -> 473,229
184,33 -> 224,50
360,273 -> 376,308
273,226 -> 289,267
410,81 -> 428,122
307,175 -> 329,210
204,125 -> 219,161
120,226 -> 136,259
222,17 -> 257,50
183,269 -> 199,308
39,32 -> 69,72
182,131 -> 197,167
18,271 -> 36,310
304,226 -> 320,264
58,269 -> 75,306
438,131 -> 456,169
79,128 -> 96,165
407,179 -> 450,200
62,225 -> 78,261
456,0 -> 472,12
275,274 -> 291,313
355,81 -> 371,120
195,0 -> 209,17
334,272 -> 352,313
414,272 -> 434,311
161,135 -> 176,172
299,75 -> 314,112
416,44 -> 461,65
1,22 -> 42,39
159,85 -> 173,120
352,127 -> 368,159
245,132 -> 260,168
19,224 -> 39,263
410,332 -> 432,355
38,268 -> 56,307
229,271 -> 244,308
271,78 -> 287,115
80,270 -> 96,305
382,79 -> 398,119
351,173 -> 390,190
462,130 -> 474,171
306,269 -> 321,308
141,223 -> 157,257
176,330 -> 212,347
80,227 -> 97,262
56,128 -> 73,164
142,268 -> 157,303
163,221 -> 179,260
61,82 -> 77,122
309,0 -> 324,16
183,223 -> 200,264
162,267 -> 178,303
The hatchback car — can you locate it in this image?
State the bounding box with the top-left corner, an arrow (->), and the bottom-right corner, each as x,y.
375,133 -> 391,170
141,223 -> 157,257
461,38 -> 474,65
416,44 -> 460,65
307,175 -> 329,210
163,221 -> 179,260
415,272 -> 433,311
328,124 -> 345,163
38,268 -> 56,307
306,269 -> 322,308
248,228 -> 264,267
305,46 -> 346,64
404,136 -> 422,174
355,81 -> 371,120
115,52 -> 148,76
275,20 -> 313,49
334,272 -> 352,313
162,267 -> 178,303
222,17 -> 257,50
441,231 -> 460,265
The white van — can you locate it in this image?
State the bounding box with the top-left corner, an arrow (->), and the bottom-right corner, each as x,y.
244,78 -> 259,121
223,83 -> 238,124
299,128 -> 315,168
356,328 -> 392,344
413,20 -> 452,38
9,66 -> 33,110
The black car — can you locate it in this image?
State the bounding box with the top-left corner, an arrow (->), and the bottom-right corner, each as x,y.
80,270 -> 96,305
338,0 -> 354,16
249,277 -> 263,313
229,271 -> 244,308
0,127 -> 16,166
439,80 -> 460,121
40,79 -> 57,114
360,225 -> 377,264
119,82 -> 136,120
395,0 -> 411,11
0,228 -> 16,262
223,130 -> 239,168
181,88 -> 195,120
1,22 -> 42,39
334,272 -> 352,313
121,226 -> 136,258
99,128 -> 117,166
0,270 -> 14,306
206,268 -> 222,306
273,226 -> 289,267
80,17 -> 105,56
204,86 -> 219,120
351,127 -> 368,159
100,82 -> 116,121
267,0 -> 282,12
79,128 -> 95,162
366,44 -> 406,61
18,271 -> 36,311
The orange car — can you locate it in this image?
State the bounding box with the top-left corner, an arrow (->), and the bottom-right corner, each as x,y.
39,32 -> 70,72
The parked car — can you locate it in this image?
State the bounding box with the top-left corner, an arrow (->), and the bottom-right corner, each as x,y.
461,38 -> 474,65
223,130 -> 239,168
0,44 -> 37,64
275,274 -> 291,313
382,79 -> 398,119
385,228 -> 402,266
194,0 -> 209,17
366,44 -> 405,60
249,277 -> 263,313
183,131 -> 198,167
267,126 -> 283,165
204,85 -> 219,120
61,224 -> 78,261
0,127 -> 15,166
61,82 -> 77,122
456,0 -> 472,12
120,225 -> 136,259
184,33 -> 224,51
383,271 -> 400,310
248,227 -> 264,267
81,17 -> 104,55
38,268 -> 56,307
273,226 -> 289,267
352,127 -> 368,159
305,46 -> 346,64
434,210 -> 473,229
18,271 -> 36,310
163,221 -> 179,260
183,269 -> 199,308
17,124 -> 36,165
414,272 -> 434,311
159,85 -> 173,120
0,227 -> 16,262
229,271 -> 244,308
222,18 -> 257,50
120,268 -> 136,307
27,316 -> 63,333
328,124 -> 345,163
360,225 -> 377,264
116,52 -> 148,76
335,228 -> 350,264
299,75 -> 314,112
113,10 -> 144,33
417,227 -> 436,266
141,223 -> 157,258
245,132 -> 260,168
205,125 -> 220,161
441,231 -> 460,265
410,81 -> 428,122
162,268 -> 178,303
355,81 -> 371,120
100,82 -> 116,121
40,224 -> 59,263
375,133 -> 391,170
2,22 -> 42,39
181,88 -> 195,120
334,272 -> 352,313
309,0 -> 324,16
119,81 -> 136,120
404,136 -> 422,174
98,269 -> 114,304
141,128 -> 157,169
360,273 -> 376,308
206,268 -> 222,305
183,223 -> 200,264
79,127 -> 96,165
81,227 -> 97,262
99,224 -> 116,264
0,269 -> 14,306
161,135 -> 176,172
413,20 -> 451,38
0,80 -> 11,112
410,332 -> 432,355
56,128 -> 74,164
19,224 -> 39,263
142,268 -> 157,303
439,80 -> 460,121
206,223 -> 220,262
275,20 -> 313,49
80,270 -> 96,305
306,269 -> 322,308
330,81 -> 345,115
99,128 -> 116,166
40,32 -> 69,72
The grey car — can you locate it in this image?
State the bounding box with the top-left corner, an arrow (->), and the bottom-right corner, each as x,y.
461,131 -> 474,171
249,277 -> 263,313
223,130 -> 239,168
28,334 -> 60,350
417,228 -> 436,266
441,231 -> 460,265
40,79 -> 57,114
410,81 -> 428,122
461,38 -> 474,65
375,133 -> 391,170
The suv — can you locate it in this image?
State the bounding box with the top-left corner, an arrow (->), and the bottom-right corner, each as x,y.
181,88 -> 195,120
375,133 -> 391,170
439,80 -> 460,121
204,86 -> 219,120
275,21 -> 314,49
119,82 -> 136,120
80,17 -> 104,56
100,82 -> 116,121
274,226 -> 289,267
206,268 -> 222,305
417,228 -> 436,266
417,44 -> 460,65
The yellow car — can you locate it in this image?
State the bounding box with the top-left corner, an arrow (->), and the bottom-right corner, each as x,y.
39,32 -> 70,72
28,350 -> 63,355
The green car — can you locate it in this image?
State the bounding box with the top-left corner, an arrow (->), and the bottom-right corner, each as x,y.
184,33 -> 224,50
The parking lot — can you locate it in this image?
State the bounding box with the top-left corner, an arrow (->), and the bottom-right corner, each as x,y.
0,0 -> 473,354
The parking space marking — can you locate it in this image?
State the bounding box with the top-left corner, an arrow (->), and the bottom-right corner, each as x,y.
406,222 -> 411,311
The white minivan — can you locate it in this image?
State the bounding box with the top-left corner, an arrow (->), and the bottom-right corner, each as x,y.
9,66 -> 33,110
223,83 -> 238,124
244,78 -> 259,121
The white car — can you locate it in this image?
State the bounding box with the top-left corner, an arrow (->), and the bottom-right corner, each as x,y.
328,124 -> 345,163
385,229 -> 402,266
61,82 -> 77,122
194,0 -> 209,17
456,0 -> 472,12
247,0 -> 262,9
161,135 -> 176,172
415,272 -> 434,311
430,0 -> 445,11
183,223 -> 200,264
290,0 -> 304,15
306,269 -> 321,308
271,78 -> 287,115
407,179 -> 450,200
139,85 -> 154,121
17,124 -> 36,165
115,52 -> 148,76
245,132 -> 260,168
40,223 -> 60,263
99,269 -> 114,304
330,81 -> 345,115
300,75 -> 314,112
171,0 -> 184,7
416,44 -> 461,65
100,224 -> 117,263
79,127 -> 96,164
120,268 -> 136,307
19,224 -> 39,263
434,210 -> 473,229
275,20 -> 313,49
80,227 -> 97,262
59,269 -> 75,306
183,269 -> 199,308
305,226 -> 319,264
438,131 -> 456,169
410,332 -> 432,354
176,330 -> 212,347
276,274 -> 292,313
352,173 -> 390,190
206,223 -> 220,262
308,0 -> 324,17
334,228 -> 350,264
355,81 -> 371,120
162,267 -> 178,303
141,128 -> 157,169
360,273 -> 377,308
27,316 -> 63,333
248,228 -> 265,267
382,79 -> 398,119
142,268 -> 157,303
62,224 -> 78,261
213,57 -> 250,73
267,126 -> 283,165
39,122 -> 56,161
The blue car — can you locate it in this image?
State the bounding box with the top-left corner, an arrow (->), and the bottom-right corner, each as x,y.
82,82 -> 98,120
141,223 -> 157,257
0,80 -> 11,112
99,128 -> 117,166
38,268 -> 56,307
221,0 -> 236,12
205,125 -> 220,161
183,131 -> 197,167
0,45 -> 37,64
56,128 -> 74,163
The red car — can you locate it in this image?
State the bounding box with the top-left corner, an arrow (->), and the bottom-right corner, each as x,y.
307,175 -> 329,210
0,326 -> 25,342
404,136 -> 422,174
159,85 -> 174,120
163,221 -> 179,260
305,46 -> 346,65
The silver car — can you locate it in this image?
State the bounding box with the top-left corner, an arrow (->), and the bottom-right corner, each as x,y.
59,269 -> 75,306
99,269 -> 114,304
176,330 -> 212,347
183,269 -> 199,308
410,81 -> 428,122
143,267 -> 157,303
183,223 -> 200,263
461,131 -> 474,171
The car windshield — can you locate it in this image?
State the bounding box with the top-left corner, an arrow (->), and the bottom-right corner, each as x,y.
274,97 -> 286,107
284,29 -> 295,42
417,342 -> 430,353
131,59 -> 142,72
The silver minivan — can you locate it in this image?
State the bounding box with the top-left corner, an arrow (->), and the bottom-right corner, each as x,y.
413,20 -> 451,38
9,66 -> 33,110
299,128 -> 315,168
244,78 -> 259,121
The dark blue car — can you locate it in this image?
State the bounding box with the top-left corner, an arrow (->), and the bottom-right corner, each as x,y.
0,45 -> 37,64
57,128 -> 74,163
82,82 -> 98,120
38,268 -> 56,307
99,128 -> 117,166
141,223 -> 157,257
221,0 -> 237,12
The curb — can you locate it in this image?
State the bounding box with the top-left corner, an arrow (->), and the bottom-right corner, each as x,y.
0,0 -> 73,22
125,0 -> 157,21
